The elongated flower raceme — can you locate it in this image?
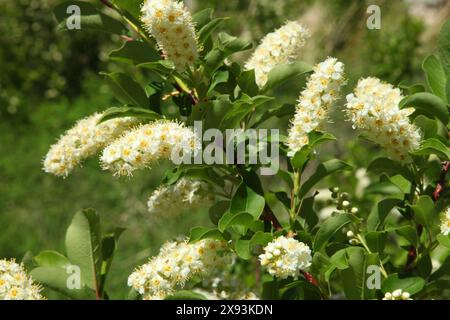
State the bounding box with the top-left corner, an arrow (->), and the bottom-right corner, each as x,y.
286,57 -> 346,156
101,121 -> 200,176
346,77 -> 422,163
43,113 -> 138,178
141,0 -> 199,71
259,236 -> 312,279
128,239 -> 231,300
0,259 -> 44,300
148,178 -> 214,219
245,21 -> 309,88
441,208 -> 450,236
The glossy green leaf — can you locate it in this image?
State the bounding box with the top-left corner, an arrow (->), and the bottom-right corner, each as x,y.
402,92 -> 449,125
99,106 -> 161,123
261,61 -> 313,93
34,251 -> 71,268
100,72 -> 149,109
189,227 -> 224,243
109,41 -> 160,65
423,55 -> 448,102
65,209 -> 102,291
313,214 -> 354,251
218,212 -> 254,232
412,138 -> 450,161
382,274 -> 426,295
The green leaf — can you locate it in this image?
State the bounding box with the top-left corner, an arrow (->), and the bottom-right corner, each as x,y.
192,8 -> 214,30
365,231 -> 387,253
423,55 -> 448,102
367,157 -> 413,180
218,212 -> 254,233
235,231 -> 272,260
165,290 -> 208,300
137,60 -> 175,75
204,33 -> 252,76
34,251 -> 71,268
401,92 -> 449,125
229,181 -> 265,219
209,201 -> 230,225
298,193 -> 318,230
389,225 -> 418,247
340,247 -> 379,300
65,209 -> 102,292
100,228 -> 125,292
411,195 -> 437,229
54,1 -> 125,34
31,267 -> 95,300
262,280 -> 280,300
198,17 -> 229,45
220,95 -> 274,129
291,132 -> 336,169
252,104 -> 295,127
367,198 -> 402,231
110,0 -> 143,19
109,41 -> 160,65
382,274 -> 426,295
437,234 -> 450,249
208,70 -> 229,95
313,214 -> 355,251
412,138 -> 450,161
99,106 -> 161,123
100,72 -> 149,109
189,227 -> 224,243
299,159 -> 352,197
438,19 -> 450,94
261,62 -> 313,93
237,69 -> 259,96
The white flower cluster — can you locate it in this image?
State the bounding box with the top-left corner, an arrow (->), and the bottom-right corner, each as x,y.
287,57 -> 346,156
100,121 -> 200,176
141,0 -> 199,71
43,113 -> 137,177
440,207 -> 450,236
245,21 -> 309,87
128,239 -> 231,300
346,77 -> 422,163
148,178 -> 214,219
0,259 -> 44,300
382,289 -> 412,300
259,236 -> 312,279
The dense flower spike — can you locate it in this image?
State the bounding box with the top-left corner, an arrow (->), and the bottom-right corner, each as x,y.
382,289 -> 412,300
245,21 -> 309,87
100,121 -> 200,176
259,236 -> 312,279
0,259 -> 44,300
286,57 -> 346,156
128,239 -> 231,300
141,0 -> 199,71
441,208 -> 450,236
148,178 -> 214,219
43,113 -> 137,177
346,77 -> 422,163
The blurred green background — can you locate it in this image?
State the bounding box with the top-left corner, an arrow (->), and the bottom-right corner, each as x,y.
0,0 -> 449,298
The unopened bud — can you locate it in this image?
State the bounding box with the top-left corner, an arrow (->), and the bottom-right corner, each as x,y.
346,230 -> 354,238
342,200 -> 350,208
351,207 -> 359,214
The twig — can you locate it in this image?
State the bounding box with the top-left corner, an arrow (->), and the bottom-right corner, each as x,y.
433,161 -> 449,201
